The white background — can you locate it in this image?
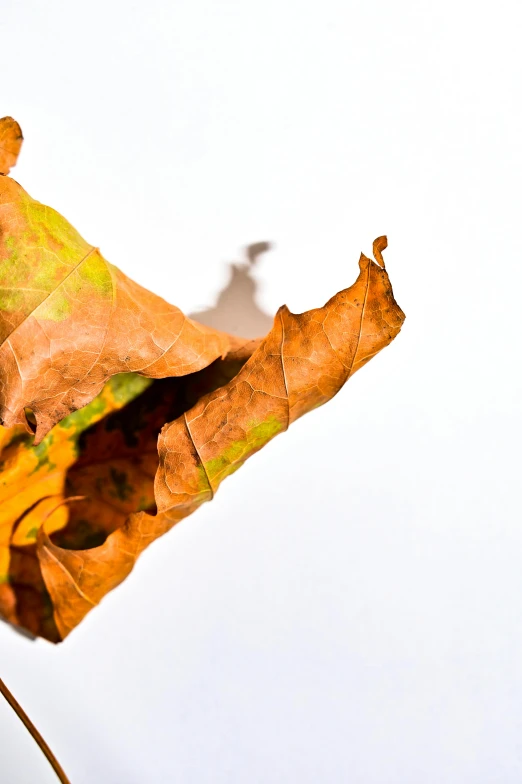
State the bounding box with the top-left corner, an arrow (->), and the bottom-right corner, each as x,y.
1,1 -> 521,782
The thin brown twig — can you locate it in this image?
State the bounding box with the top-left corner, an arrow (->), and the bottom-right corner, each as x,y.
0,676 -> 71,784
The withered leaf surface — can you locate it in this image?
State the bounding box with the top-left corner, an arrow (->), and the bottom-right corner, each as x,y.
0,151 -> 232,442
0,118 -> 405,641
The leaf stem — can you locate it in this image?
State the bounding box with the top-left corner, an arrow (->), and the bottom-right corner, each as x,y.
0,676 -> 71,784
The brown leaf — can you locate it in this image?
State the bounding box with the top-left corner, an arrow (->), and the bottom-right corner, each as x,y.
0,118 -> 405,641
0,175 -> 234,443
0,117 -> 23,176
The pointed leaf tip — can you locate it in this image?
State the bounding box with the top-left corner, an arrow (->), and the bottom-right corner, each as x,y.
372,235 -> 387,268
358,252 -> 370,270
0,117 -> 23,175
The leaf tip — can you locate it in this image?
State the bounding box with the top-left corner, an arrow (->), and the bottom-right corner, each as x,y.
358,252 -> 370,271
0,116 -> 24,176
372,235 -> 388,269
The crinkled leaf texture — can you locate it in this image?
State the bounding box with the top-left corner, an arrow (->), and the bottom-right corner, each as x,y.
0,117 -> 405,642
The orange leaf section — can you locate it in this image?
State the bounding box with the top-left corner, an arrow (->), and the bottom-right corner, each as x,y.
157,241 -> 404,501
0,117 -> 23,176
0,353 -> 254,640
38,246 -> 404,640
0,373 -> 154,640
0,176 -> 232,444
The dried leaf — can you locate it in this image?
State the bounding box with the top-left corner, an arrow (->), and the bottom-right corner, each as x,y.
0,118 -> 405,641
0,174 -> 232,443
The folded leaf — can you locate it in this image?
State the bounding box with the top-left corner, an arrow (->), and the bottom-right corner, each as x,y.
0,117 -> 405,641
0,141 -> 232,442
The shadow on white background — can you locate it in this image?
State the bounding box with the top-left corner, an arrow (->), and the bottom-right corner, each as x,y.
189,241 -> 274,338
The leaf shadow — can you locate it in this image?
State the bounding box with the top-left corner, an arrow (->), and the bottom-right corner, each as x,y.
188,241 -> 274,338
